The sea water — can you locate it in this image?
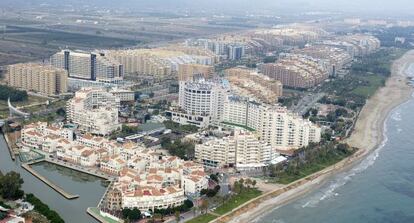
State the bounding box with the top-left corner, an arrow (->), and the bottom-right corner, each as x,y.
257,71 -> 414,223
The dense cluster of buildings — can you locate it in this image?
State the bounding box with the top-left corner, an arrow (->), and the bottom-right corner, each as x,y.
252,26 -> 328,46
225,67 -> 283,104
260,54 -> 330,88
105,47 -> 217,78
20,122 -> 208,212
6,63 -> 68,96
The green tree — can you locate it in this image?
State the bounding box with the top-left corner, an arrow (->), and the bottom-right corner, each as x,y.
0,171 -> 24,199
175,210 -> 180,222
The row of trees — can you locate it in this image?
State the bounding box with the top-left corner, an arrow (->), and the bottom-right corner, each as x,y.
25,193 -> 65,223
0,85 -> 28,102
264,143 -> 355,183
121,199 -> 194,222
163,120 -> 199,134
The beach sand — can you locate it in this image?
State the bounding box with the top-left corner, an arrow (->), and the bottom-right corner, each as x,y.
214,50 -> 414,223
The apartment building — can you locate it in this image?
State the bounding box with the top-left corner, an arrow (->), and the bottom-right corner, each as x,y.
50,49 -> 124,82
291,46 -> 353,75
7,63 -> 68,95
178,64 -> 214,81
260,54 -> 329,88
106,48 -> 216,78
168,78 -> 229,127
223,98 -> 321,153
66,88 -> 121,135
195,129 -> 272,169
109,88 -> 135,102
225,67 -> 283,104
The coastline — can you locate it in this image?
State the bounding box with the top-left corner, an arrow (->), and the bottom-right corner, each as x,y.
216,50 -> 414,223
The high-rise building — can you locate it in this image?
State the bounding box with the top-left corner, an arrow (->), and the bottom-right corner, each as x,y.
66,88 -> 121,135
7,63 -> 68,95
50,50 -> 123,82
223,97 -> 321,153
178,79 -> 229,122
195,129 -> 272,169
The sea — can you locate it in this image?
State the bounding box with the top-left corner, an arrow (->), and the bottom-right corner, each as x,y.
256,64 -> 414,223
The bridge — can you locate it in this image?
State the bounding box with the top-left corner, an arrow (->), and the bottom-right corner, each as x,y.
8,98 -> 30,119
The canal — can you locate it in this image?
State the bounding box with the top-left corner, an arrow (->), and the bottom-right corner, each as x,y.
0,134 -> 107,223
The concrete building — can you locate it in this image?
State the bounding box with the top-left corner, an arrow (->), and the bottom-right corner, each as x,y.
178,64 -> 214,81
7,63 -> 68,95
106,48 -> 216,78
50,49 -> 124,82
225,67 -> 283,104
291,46 -> 352,76
223,98 -> 321,153
109,88 -> 135,102
66,88 -> 121,135
195,129 -> 272,169
260,54 -> 329,88
176,79 -> 229,124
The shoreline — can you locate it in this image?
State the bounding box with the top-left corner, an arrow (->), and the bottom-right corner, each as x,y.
216,50 -> 414,223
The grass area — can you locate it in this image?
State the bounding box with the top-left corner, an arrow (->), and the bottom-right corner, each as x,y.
186,213 -> 217,223
89,207 -> 120,223
213,189 -> 262,215
351,75 -> 386,98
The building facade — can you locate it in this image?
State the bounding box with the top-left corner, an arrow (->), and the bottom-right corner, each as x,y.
50,50 -> 124,82
7,63 -> 68,95
66,88 -> 121,135
223,98 -> 321,153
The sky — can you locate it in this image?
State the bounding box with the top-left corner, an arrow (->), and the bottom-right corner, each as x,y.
1,0 -> 414,15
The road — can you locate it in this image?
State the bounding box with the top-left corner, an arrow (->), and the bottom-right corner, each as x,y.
292,92 -> 325,116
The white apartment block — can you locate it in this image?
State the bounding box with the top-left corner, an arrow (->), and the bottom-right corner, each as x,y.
178,79 -> 229,122
195,129 -> 272,169
223,98 -> 321,153
66,88 -> 121,135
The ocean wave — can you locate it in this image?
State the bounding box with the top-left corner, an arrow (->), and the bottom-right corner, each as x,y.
298,115 -> 390,209
391,110 -> 402,121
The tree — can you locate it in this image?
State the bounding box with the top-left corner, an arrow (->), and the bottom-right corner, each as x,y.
122,208 -> 141,221
56,108 -> 66,117
0,171 -> 24,200
175,210 -> 180,223
200,199 -> 209,214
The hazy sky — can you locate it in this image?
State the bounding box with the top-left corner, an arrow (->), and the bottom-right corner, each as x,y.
2,0 -> 414,15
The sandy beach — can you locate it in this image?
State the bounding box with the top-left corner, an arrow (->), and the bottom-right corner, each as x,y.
213,50 -> 414,223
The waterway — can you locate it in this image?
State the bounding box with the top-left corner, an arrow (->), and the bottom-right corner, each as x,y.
258,80 -> 414,222
0,136 -> 107,223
